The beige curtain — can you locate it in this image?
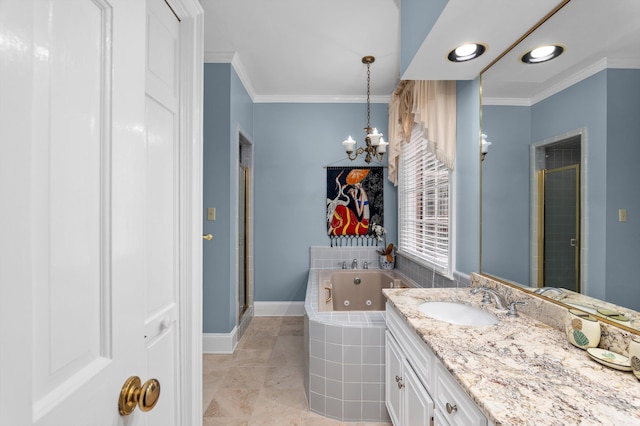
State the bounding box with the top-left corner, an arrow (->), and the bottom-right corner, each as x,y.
387,81 -> 415,185
412,80 -> 456,170
387,80 -> 456,185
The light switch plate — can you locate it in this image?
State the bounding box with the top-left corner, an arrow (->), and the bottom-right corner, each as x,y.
207,207 -> 216,221
619,209 -> 627,222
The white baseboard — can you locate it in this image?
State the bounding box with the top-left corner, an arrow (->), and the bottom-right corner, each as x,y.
254,301 -> 304,316
202,327 -> 238,354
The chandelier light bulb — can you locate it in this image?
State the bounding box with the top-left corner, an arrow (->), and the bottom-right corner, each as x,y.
342,136 -> 356,153
368,128 -> 382,146
377,138 -> 389,154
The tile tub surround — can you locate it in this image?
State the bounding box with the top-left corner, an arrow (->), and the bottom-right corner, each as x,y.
384,287 -> 640,426
305,268 -> 390,422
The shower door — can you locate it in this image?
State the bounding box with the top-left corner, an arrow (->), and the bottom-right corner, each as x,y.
238,165 -> 249,319
537,164 -> 580,292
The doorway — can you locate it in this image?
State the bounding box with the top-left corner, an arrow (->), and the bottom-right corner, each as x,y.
238,134 -> 253,331
533,133 -> 583,292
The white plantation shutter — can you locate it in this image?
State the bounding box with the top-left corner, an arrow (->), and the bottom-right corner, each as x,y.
398,124 -> 451,275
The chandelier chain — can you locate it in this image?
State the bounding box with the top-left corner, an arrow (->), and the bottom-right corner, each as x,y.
366,62 -> 371,130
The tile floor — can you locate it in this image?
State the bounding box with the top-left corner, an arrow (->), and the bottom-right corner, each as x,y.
203,316 -> 392,426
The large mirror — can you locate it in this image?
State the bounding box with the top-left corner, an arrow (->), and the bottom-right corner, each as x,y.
480,0 -> 640,333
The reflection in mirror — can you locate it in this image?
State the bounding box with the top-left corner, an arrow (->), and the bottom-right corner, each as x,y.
480,0 -> 640,333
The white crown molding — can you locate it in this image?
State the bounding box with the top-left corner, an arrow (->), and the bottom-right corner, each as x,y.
482,97 -> 531,106
484,57 -> 640,107
529,57 -> 609,106
204,51 -> 257,102
254,94 -> 391,104
203,51 -> 391,104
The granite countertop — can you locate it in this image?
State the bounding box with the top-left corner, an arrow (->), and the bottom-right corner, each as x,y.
383,287 -> 640,426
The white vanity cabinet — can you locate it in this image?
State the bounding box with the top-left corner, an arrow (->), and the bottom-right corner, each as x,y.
385,303 -> 489,426
386,330 -> 434,425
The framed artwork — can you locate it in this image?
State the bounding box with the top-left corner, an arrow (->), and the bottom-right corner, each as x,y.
326,166 -> 384,237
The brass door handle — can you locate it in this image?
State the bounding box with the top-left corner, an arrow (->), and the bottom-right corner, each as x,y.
202,234 -> 213,241
119,376 -> 161,416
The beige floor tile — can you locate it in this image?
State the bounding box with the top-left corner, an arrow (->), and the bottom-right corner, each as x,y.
264,363 -> 305,390
238,335 -> 278,351
221,366 -> 270,389
204,354 -> 234,373
232,348 -> 273,367
251,388 -> 308,418
279,317 -> 304,336
244,317 -> 283,337
204,316 -> 390,425
202,384 -> 218,416
204,387 -> 261,418
300,411 -> 346,425
270,335 -> 304,366
203,417 -> 250,426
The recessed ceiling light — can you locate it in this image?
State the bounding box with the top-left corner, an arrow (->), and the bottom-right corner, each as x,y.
521,44 -> 565,64
447,43 -> 487,62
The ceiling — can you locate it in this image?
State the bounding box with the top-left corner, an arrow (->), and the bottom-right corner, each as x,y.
201,0 -> 639,104
482,0 -> 640,105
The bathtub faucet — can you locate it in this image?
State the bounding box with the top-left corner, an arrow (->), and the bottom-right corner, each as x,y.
351,259 -> 358,269
363,261 -> 369,269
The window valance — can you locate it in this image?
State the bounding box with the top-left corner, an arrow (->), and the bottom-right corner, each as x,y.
387,80 -> 456,185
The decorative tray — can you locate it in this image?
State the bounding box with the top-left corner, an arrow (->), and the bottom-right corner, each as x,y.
586,348 -> 632,371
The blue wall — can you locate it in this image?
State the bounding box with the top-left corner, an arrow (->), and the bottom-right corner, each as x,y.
253,103 -> 395,302
481,105 -> 531,284
203,69 -> 486,333
203,63 -> 253,333
481,69 -> 640,310
532,71 -> 607,300
400,0 -> 448,76
455,78 -> 481,275
605,69 -> 640,309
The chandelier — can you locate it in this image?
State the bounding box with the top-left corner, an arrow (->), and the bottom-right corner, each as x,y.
342,56 -> 388,164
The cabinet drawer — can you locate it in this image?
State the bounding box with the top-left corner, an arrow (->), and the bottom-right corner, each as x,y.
435,363 -> 486,426
386,302 -> 435,393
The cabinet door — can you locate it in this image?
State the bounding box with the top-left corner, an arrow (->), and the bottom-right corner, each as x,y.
434,407 -> 450,426
403,358 -> 434,426
385,331 -> 403,426
435,363 -> 487,426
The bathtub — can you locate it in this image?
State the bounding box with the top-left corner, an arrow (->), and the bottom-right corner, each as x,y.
318,269 -> 409,312
304,267 -> 415,422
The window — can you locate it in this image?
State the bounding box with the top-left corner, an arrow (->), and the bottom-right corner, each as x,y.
398,125 -> 451,276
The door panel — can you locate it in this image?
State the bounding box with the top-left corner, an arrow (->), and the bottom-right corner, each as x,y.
542,165 -> 580,292
32,0 -> 108,409
144,1 -> 181,424
0,0 -> 195,424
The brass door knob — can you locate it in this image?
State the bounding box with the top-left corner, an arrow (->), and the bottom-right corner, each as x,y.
202,234 -> 213,241
118,376 -> 161,416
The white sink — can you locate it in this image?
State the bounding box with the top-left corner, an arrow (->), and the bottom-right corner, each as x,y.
418,301 -> 498,326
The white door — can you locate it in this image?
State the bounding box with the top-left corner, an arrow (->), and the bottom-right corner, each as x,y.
0,1 -> 203,425
143,0 -> 181,424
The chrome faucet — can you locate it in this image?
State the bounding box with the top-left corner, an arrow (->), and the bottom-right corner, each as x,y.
471,286 -> 508,310
533,287 -> 564,296
507,301 -> 527,317
351,259 -> 358,269
363,261 -> 369,269
341,261 -> 348,269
